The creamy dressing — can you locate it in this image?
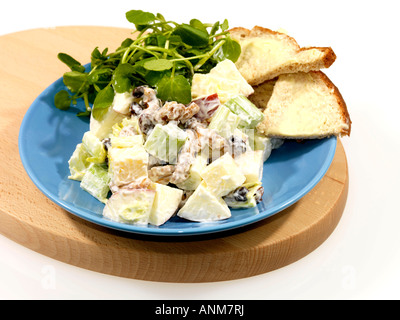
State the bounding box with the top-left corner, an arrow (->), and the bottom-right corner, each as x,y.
70,61 -> 270,226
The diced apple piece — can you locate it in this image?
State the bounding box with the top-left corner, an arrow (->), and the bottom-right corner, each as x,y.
234,150 -> 264,184
108,145 -> 148,187
148,184 -> 183,226
112,91 -> 134,115
200,153 -> 246,197
177,182 -> 231,222
243,129 -> 273,161
191,59 -> 254,104
110,134 -> 144,148
192,93 -> 220,121
176,153 -> 208,191
103,188 -> 156,225
144,123 -> 188,164
90,108 -> 125,140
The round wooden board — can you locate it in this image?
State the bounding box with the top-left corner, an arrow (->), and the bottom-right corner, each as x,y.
0,26 -> 348,283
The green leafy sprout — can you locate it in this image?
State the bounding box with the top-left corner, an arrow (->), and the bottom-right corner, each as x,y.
54,9 -> 241,120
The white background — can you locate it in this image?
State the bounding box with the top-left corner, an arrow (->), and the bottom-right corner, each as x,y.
1,0 -> 400,300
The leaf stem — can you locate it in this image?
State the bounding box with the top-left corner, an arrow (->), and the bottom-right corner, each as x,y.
193,39 -> 225,71
83,92 -> 91,112
128,44 -> 162,58
209,31 -> 229,39
172,52 -> 194,75
163,40 -> 169,59
121,48 -> 131,64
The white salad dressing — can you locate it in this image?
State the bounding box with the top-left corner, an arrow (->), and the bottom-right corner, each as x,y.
68,60 -> 283,226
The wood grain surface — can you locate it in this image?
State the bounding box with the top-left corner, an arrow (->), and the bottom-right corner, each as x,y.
0,26 -> 349,282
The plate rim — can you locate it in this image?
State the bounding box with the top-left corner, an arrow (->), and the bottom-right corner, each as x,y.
18,77 -> 337,237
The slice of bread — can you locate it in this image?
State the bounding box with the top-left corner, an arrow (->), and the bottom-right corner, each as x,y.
230,26 -> 337,86
248,78 -> 277,110
255,71 -> 351,139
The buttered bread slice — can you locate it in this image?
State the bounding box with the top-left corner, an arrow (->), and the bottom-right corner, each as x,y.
230,26 -> 336,86
256,71 -> 351,139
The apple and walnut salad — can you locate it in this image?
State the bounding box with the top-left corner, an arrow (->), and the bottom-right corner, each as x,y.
58,10 -> 283,226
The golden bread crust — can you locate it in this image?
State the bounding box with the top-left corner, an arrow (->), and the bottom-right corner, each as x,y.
229,26 -> 337,85
313,71 -> 351,136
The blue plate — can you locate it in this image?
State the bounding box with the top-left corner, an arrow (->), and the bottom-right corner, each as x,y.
18,75 -> 337,236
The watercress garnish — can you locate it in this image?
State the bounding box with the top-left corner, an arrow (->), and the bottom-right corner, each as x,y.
54,9 -> 241,120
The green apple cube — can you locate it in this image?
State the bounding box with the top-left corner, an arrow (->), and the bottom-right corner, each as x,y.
208,104 -> 241,139
177,181 -> 231,222
200,153 -> 246,197
224,95 -> 264,129
68,143 -> 91,181
82,131 -> 107,164
103,188 -> 156,225
148,183 -> 183,226
234,150 -> 264,184
144,123 -> 188,164
242,128 -> 273,161
80,163 -> 111,203
176,153 -> 208,191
